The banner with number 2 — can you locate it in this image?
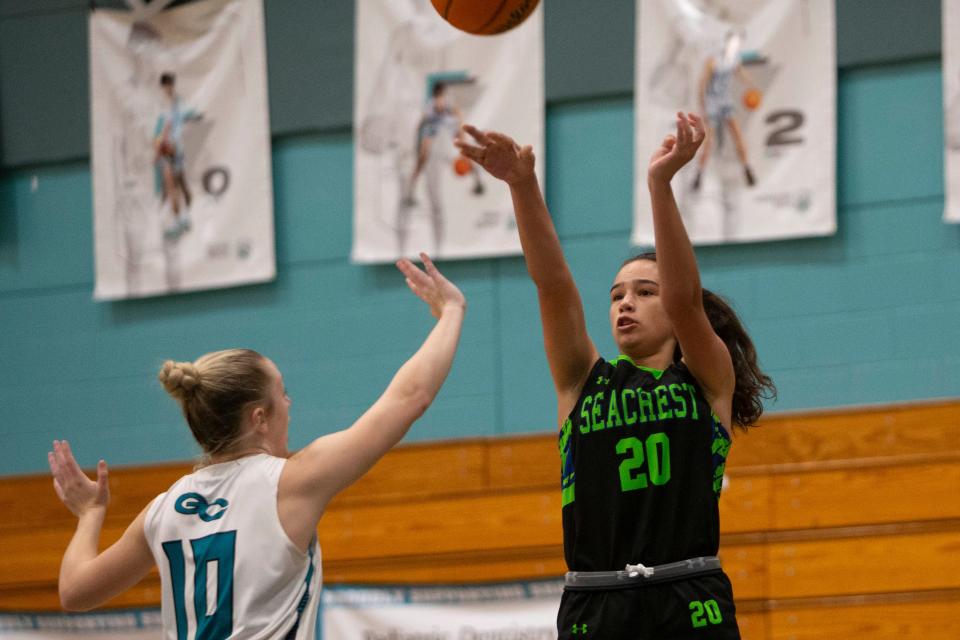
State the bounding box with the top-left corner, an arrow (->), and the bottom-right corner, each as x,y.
633,0 -> 836,245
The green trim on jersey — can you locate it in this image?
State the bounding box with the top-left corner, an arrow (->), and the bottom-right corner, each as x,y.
560,418 -> 576,506
711,415 -> 732,499
611,355 -> 665,379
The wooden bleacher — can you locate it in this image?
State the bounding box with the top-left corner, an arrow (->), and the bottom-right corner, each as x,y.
2,400 -> 958,639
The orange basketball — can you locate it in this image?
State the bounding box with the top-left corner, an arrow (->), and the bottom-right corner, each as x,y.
743,88 -> 762,110
430,0 -> 541,36
453,156 -> 472,176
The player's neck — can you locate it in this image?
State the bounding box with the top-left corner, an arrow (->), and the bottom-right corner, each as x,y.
207,448 -> 270,464
206,436 -> 275,464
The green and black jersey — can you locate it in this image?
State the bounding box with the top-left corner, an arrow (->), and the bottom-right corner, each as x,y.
559,356 -> 732,571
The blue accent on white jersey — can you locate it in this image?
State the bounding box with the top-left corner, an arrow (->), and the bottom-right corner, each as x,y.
175,493 -> 230,522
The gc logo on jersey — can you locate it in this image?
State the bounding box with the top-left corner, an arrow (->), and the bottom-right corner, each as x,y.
174,492 -> 229,522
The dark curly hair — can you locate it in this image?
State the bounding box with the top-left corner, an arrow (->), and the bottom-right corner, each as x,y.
624,253 -> 776,428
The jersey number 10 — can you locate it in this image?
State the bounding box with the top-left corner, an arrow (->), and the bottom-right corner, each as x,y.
162,531 -> 236,640
616,433 -> 671,491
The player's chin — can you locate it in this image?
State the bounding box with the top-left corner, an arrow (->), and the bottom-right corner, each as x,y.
612,331 -> 640,354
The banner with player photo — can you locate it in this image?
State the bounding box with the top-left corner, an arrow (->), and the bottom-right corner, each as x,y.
90,0 -> 275,300
321,580 -> 561,639
352,0 -> 544,263
633,0 -> 836,245
944,0 -> 960,223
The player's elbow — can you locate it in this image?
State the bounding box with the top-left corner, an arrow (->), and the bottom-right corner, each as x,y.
405,388 -> 434,422
384,384 -> 434,427
59,584 -> 96,612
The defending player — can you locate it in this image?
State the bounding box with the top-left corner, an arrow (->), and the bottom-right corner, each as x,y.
48,253 -> 465,639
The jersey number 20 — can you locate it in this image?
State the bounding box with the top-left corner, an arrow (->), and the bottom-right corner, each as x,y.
162,531 -> 236,640
616,433 -> 671,491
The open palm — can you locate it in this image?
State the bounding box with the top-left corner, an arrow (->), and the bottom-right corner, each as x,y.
649,112 -> 706,184
48,440 -> 109,517
455,125 -> 535,185
396,253 -> 466,319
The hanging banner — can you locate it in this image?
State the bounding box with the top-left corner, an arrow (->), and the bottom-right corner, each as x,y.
633,0 -> 836,245
352,0 -> 544,263
321,580 -> 562,639
90,0 -> 275,300
0,581 -> 561,638
0,610 -> 161,639
944,0 -> 960,223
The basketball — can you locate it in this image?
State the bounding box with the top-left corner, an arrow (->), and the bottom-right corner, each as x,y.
743,88 -> 762,110
453,156 -> 472,176
430,0 -> 541,36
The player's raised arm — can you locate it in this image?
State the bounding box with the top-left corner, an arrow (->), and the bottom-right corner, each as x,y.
456,125 -> 598,419
48,441 -> 154,611
278,254 -> 465,537
647,112 -> 735,421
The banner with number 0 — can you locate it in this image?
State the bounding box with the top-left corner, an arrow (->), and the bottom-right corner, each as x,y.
90,0 -> 275,300
633,0 -> 836,245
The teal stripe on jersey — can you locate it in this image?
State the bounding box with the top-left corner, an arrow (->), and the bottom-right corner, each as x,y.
190,531 -> 236,640
161,540 -> 188,640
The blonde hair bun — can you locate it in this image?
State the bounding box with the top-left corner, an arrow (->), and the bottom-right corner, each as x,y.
159,360 -> 202,399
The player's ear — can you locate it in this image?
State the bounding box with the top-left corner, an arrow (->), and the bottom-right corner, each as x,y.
250,406 -> 268,434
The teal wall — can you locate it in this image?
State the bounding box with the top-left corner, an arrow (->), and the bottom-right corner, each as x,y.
2,58 -> 958,476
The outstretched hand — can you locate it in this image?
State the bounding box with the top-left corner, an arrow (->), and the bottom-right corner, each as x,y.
454,125 -> 535,185
48,440 -> 110,518
396,253 -> 466,319
648,112 -> 706,184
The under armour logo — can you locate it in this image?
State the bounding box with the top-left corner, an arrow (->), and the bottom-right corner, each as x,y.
175,492 -> 229,522
572,623 -> 588,634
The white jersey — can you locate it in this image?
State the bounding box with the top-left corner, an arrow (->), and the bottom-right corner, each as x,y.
144,454 -> 322,640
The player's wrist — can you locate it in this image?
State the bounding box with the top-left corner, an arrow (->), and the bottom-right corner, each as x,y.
437,299 -> 466,320
507,172 -> 538,188
77,504 -> 108,522
647,173 -> 675,190
440,300 -> 466,314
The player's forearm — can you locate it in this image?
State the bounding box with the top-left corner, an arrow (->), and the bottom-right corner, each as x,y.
509,175 -> 576,291
648,178 -> 703,310
59,508 -> 106,610
385,304 -> 465,421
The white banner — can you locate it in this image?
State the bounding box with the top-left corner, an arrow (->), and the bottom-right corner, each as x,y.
0,582 -> 560,639
322,581 -> 561,639
0,610 -> 161,639
633,0 -> 836,245
352,0 -> 544,263
90,0 -> 275,300
944,0 -> 960,223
